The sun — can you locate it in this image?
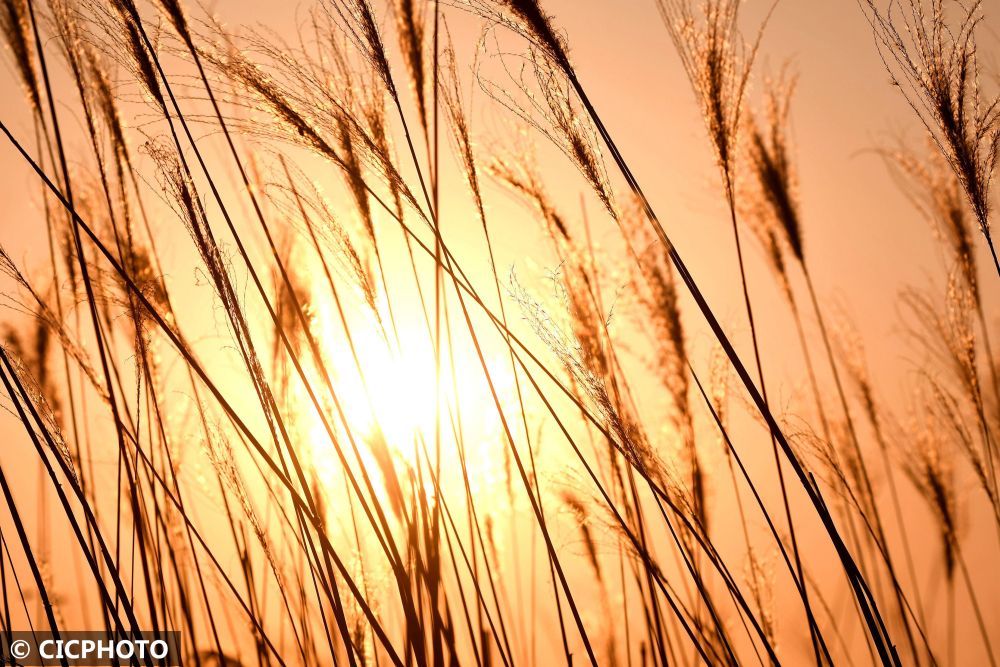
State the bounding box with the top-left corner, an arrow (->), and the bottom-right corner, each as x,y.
333,328 -> 439,448
300,289 -> 517,500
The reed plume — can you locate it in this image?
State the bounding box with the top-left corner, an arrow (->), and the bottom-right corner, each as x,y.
0,0 -> 40,110
865,0 -> 1000,275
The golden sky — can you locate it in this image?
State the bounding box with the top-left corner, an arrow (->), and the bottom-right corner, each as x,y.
0,1 -> 998,664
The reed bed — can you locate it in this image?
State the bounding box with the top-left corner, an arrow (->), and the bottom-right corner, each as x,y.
0,0 -> 996,664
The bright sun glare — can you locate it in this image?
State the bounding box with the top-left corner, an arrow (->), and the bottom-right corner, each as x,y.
335,330 -> 440,447
303,293 -> 514,498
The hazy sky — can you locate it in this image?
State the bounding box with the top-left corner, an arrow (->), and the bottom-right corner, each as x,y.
2,0 -> 995,381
